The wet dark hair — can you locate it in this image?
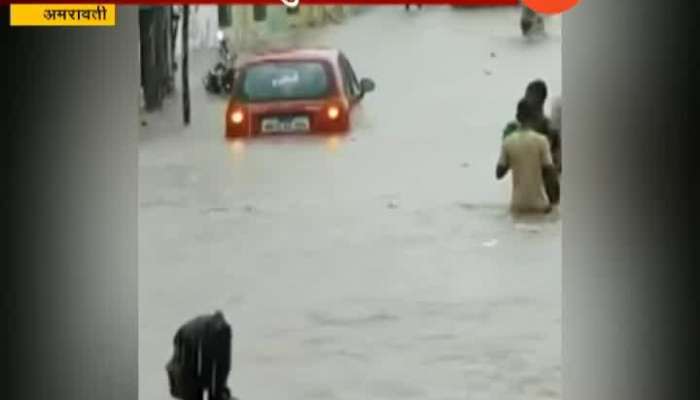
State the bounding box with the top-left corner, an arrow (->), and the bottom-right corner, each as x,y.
211,310 -> 227,329
516,98 -> 536,124
525,80 -> 548,104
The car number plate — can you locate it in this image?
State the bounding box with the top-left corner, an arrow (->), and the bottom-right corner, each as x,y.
261,116 -> 310,133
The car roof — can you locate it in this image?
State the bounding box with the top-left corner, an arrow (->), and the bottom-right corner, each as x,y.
239,48 -> 341,67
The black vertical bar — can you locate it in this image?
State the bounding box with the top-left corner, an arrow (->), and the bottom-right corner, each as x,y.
182,5 -> 190,125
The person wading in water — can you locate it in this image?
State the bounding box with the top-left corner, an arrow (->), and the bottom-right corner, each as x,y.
520,3 -> 545,37
504,80 -> 561,205
497,99 -> 558,214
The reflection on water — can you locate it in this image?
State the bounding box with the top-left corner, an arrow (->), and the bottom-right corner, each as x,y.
457,202 -> 560,225
228,139 -> 246,157
510,206 -> 560,225
324,135 -> 342,152
226,134 -> 345,161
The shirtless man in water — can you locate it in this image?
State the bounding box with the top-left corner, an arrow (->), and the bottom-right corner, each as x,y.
497,99 -> 558,214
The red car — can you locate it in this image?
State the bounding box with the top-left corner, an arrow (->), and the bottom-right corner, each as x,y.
225,48 -> 375,138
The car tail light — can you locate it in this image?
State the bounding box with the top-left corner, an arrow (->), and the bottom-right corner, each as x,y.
230,109 -> 244,124
325,99 -> 345,121
327,105 -> 340,120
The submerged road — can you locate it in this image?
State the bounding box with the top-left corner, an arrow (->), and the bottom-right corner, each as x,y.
140,6 -> 562,400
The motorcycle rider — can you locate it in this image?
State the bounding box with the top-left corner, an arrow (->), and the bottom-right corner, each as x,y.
205,30 -> 236,95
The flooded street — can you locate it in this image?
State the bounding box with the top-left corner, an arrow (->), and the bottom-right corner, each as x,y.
140,6 -> 562,400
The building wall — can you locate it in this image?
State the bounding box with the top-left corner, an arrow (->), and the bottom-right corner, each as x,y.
221,5 -> 360,52
174,5 -> 219,57
139,6 -> 175,111
167,5 -> 364,56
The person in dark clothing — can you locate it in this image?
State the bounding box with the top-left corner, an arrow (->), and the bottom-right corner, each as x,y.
523,81 -> 551,141
523,80 -> 561,205
524,80 -> 562,173
503,81 -> 550,138
166,311 -> 233,400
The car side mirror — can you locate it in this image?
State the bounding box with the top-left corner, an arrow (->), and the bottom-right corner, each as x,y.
359,78 -> 375,94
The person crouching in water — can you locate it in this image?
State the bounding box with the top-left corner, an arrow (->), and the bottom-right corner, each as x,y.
520,4 -> 545,37
497,99 -> 558,214
166,311 -> 234,400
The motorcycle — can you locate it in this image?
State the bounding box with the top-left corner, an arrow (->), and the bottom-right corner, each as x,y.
204,30 -> 236,95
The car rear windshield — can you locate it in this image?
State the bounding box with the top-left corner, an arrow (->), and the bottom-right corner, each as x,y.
237,61 -> 332,102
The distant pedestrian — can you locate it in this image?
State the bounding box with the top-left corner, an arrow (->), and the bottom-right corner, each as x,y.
166,311 -> 234,400
520,5 -> 544,37
497,99 -> 558,214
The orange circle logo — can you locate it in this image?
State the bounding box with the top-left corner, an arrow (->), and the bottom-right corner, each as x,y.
523,0 -> 579,15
